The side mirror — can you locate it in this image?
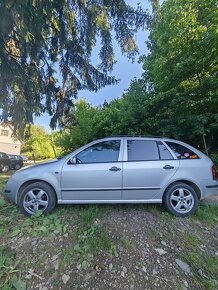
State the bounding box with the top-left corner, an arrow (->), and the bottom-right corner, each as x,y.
70,156 -> 77,164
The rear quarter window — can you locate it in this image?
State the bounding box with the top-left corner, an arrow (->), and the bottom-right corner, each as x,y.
165,142 -> 199,160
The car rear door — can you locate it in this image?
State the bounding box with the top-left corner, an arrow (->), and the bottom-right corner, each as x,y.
122,139 -> 179,200
61,139 -> 123,201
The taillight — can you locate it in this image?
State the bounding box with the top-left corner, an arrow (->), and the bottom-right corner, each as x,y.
212,164 -> 216,179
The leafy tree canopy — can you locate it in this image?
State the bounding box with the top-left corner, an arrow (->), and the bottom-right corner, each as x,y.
22,125 -> 55,159
0,0 -> 150,134
143,0 -> 218,140
56,0 -> 218,154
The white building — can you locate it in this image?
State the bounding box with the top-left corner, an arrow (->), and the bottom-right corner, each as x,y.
0,123 -> 23,155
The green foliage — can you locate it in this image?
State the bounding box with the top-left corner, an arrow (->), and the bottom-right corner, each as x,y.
55,99 -> 100,153
55,0 -> 218,154
210,154 -> 218,169
10,213 -> 68,238
142,0 -> 218,146
194,204 -> 218,224
96,80 -> 153,136
179,231 -> 218,289
0,246 -> 26,290
0,0 -> 149,134
22,125 -> 55,159
73,225 -> 113,269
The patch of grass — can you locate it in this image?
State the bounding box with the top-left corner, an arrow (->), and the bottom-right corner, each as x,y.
79,204 -> 108,226
0,172 -> 10,192
148,226 -> 163,241
120,237 -> 137,250
60,222 -> 115,271
0,200 -> 19,238
146,204 -> 162,216
178,231 -> 218,289
0,246 -> 26,289
79,205 -> 99,225
33,253 -> 48,270
194,204 -> 218,225
1,211 -> 68,240
147,211 -> 177,242
73,224 -> 113,268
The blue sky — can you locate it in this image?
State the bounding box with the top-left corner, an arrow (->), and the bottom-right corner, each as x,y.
35,1 -> 151,131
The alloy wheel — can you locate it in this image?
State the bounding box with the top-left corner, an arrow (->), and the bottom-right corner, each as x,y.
23,188 -> 49,215
170,188 -> 194,214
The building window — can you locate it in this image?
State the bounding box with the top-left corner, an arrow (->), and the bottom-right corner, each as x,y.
1,129 -> 9,136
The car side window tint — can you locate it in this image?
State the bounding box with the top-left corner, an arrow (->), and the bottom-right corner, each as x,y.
76,140 -> 121,163
127,140 -> 159,161
165,142 -> 199,159
157,141 -> 173,160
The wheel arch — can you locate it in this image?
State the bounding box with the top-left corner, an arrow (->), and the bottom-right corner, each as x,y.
163,180 -> 202,200
17,179 -> 58,204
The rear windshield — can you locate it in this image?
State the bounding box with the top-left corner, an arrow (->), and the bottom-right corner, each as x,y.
0,153 -> 9,158
165,142 -> 199,159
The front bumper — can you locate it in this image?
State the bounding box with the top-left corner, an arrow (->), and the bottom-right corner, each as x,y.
4,177 -> 20,204
199,179 -> 218,200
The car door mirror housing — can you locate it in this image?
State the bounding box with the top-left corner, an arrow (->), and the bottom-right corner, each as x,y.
70,156 -> 77,164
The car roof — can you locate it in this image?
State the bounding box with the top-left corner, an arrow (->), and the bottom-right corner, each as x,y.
101,136 -> 172,141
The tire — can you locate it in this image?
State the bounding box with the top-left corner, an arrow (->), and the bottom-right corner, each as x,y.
18,182 -> 56,217
2,164 -> 10,173
15,164 -> 21,170
163,182 -> 198,217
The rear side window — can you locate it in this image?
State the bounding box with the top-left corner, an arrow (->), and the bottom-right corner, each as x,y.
127,140 -> 159,161
165,142 -> 199,159
157,141 -> 173,160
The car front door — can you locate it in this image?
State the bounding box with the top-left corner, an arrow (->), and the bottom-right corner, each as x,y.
61,139 -> 123,201
122,139 -> 179,200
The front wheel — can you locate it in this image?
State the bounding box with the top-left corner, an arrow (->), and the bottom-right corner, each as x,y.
14,164 -> 21,170
163,183 -> 198,217
18,182 -> 56,217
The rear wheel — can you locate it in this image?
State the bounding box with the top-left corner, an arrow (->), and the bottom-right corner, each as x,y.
163,182 -> 198,217
18,182 -> 56,217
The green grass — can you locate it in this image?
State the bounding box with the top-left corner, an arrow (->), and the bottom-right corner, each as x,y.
0,246 -> 26,290
194,204 -> 218,224
1,172 -> 218,289
179,231 -> 218,289
0,172 -> 10,192
59,206 -> 114,270
120,236 -> 137,250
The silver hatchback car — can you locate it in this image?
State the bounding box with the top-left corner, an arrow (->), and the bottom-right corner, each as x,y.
4,137 -> 218,217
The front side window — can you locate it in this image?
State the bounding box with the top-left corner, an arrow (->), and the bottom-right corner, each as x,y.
127,140 -> 159,161
76,140 -> 121,163
165,142 -> 199,159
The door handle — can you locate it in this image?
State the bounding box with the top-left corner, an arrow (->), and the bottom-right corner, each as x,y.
109,166 -> 121,172
163,165 -> 174,169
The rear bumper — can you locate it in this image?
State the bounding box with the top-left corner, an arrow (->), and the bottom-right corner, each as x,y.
199,179 -> 218,200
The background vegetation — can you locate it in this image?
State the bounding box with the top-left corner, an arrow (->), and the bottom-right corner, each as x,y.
0,0 -> 149,133
21,125 -> 60,160
52,0 -> 218,162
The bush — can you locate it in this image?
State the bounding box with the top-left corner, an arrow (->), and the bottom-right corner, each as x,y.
210,154 -> 218,170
